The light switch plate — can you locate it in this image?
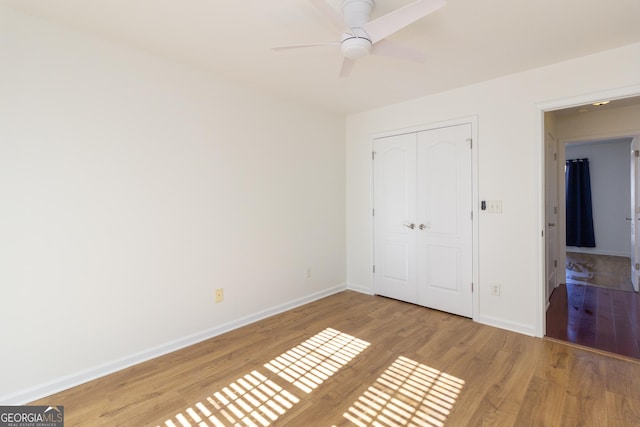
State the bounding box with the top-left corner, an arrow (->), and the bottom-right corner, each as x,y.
487,200 -> 502,214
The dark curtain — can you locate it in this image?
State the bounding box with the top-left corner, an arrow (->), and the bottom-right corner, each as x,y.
566,158 -> 596,247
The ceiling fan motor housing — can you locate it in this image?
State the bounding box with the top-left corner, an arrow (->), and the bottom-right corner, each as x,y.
342,0 -> 374,27
341,0 -> 374,58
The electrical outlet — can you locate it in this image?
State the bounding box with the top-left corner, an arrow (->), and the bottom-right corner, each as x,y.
491,283 -> 501,296
215,288 -> 224,303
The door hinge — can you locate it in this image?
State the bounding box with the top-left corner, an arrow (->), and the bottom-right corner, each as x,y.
554,260 -> 557,267
467,138 -> 472,149
541,230 -> 544,237
471,282 -> 474,292
373,265 -> 376,274
554,153 -> 557,161
372,151 -> 376,160
471,210 -> 473,220
635,263 -> 640,270
554,206 -> 557,214
634,150 -> 640,158
372,208 -> 375,216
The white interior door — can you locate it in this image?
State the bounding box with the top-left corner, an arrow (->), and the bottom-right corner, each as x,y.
631,136 -> 640,292
545,132 -> 559,301
416,124 -> 473,317
373,133 -> 418,303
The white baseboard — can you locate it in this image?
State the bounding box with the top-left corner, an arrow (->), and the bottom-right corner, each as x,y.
346,282 -> 374,295
0,284 -> 347,405
476,315 -> 537,337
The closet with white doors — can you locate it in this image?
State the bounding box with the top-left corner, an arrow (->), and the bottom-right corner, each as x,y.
373,123 -> 473,317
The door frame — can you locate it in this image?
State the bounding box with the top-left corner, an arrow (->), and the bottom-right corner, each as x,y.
632,136 -> 640,292
536,85 -> 640,337
544,130 -> 559,305
370,115 -> 479,321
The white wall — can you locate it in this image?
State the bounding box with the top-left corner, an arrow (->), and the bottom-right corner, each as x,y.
565,139 -> 632,257
346,42 -> 640,336
0,6 -> 346,403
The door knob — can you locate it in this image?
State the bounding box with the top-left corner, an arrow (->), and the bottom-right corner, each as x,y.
403,223 -> 415,229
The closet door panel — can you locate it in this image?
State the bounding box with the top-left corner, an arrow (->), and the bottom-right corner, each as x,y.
373,133 -> 418,303
417,124 -> 473,317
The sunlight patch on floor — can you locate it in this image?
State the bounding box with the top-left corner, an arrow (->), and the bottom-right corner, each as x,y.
342,356 -> 465,427
160,328 -> 370,427
264,327 -> 370,393
204,370 -> 298,426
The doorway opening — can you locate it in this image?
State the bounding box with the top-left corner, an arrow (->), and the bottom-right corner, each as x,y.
564,137 -> 635,294
542,93 -> 640,358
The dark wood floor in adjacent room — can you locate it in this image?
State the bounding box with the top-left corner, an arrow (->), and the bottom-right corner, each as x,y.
546,283 -> 640,359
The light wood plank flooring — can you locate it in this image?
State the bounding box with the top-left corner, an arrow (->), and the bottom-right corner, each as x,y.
32,291 -> 640,426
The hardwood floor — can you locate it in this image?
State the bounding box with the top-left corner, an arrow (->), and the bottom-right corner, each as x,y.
547,252 -> 640,359
546,283 -> 640,359
33,291 -> 640,426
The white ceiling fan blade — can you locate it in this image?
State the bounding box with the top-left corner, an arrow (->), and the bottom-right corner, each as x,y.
371,39 -> 427,62
309,0 -> 348,32
363,0 -> 446,44
339,57 -> 356,78
272,42 -> 339,51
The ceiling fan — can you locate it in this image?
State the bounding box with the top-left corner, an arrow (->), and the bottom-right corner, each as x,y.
273,0 -> 446,77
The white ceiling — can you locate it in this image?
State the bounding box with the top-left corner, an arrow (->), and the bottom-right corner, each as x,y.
2,0 -> 640,114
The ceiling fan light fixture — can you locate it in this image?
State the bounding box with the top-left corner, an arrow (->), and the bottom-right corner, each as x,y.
341,34 -> 372,59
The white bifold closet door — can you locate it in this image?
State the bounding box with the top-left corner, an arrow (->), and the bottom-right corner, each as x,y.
373,124 -> 473,317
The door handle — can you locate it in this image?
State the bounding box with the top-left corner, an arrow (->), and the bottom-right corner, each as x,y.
419,224 -> 428,230
548,223 -> 556,227
403,223 -> 415,229
627,217 -> 632,221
